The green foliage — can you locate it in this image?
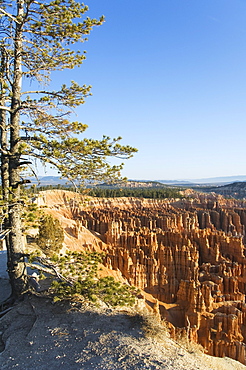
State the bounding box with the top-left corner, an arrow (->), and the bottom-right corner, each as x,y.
95,276 -> 137,307
27,184 -> 184,199
28,250 -> 42,263
30,251 -> 138,307
37,214 -> 64,255
0,0 -> 136,295
21,195 -> 42,230
51,276 -> 137,307
88,187 -> 184,199
26,212 -> 36,222
0,0 -> 137,186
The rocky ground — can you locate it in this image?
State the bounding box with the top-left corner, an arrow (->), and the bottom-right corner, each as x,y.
2,190 -> 246,368
0,295 -> 245,370
0,251 -> 11,304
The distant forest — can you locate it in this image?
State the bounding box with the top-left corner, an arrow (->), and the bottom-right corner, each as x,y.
88,187 -> 183,199
33,185 -> 184,199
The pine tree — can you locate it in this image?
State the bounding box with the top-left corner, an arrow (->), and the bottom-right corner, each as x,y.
0,1 -> 137,297
37,214 -> 64,255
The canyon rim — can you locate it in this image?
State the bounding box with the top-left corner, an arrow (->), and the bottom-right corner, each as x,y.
28,189 -> 246,366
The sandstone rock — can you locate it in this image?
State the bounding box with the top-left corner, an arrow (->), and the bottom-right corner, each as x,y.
37,190 -> 246,365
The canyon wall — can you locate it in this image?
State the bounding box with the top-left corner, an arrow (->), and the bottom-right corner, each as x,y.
38,190 -> 246,364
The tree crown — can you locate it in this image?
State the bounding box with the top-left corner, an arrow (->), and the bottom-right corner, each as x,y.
0,0 -> 137,185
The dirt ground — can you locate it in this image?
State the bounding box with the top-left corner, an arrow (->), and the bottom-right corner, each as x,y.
0,295 -> 245,370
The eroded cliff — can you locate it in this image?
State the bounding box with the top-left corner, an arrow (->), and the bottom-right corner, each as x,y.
37,190 -> 246,364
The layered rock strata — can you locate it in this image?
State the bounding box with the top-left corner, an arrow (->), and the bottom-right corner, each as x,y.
38,190 -> 246,364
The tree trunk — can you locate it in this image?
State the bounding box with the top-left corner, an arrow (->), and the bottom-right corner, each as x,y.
0,47 -> 12,285
7,0 -> 27,297
0,48 -> 9,203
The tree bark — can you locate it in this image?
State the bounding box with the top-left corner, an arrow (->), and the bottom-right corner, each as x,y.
0,47 -> 11,282
7,0 -> 27,296
0,48 -> 9,202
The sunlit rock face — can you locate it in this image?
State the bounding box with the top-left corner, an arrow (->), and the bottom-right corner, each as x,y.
38,190 -> 246,365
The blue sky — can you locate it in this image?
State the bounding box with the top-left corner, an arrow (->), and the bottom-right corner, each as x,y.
41,0 -> 246,180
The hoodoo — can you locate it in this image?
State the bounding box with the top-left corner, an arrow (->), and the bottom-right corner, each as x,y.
37,190 -> 246,365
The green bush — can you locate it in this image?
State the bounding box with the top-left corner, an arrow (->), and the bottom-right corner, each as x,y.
28,250 -> 138,307
37,215 -> 64,255
46,252 -> 138,307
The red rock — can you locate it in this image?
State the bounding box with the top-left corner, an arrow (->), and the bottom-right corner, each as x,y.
37,190 -> 246,365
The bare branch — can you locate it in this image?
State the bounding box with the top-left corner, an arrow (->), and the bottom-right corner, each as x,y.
0,8 -> 21,24
0,105 -> 11,112
27,257 -> 76,286
25,262 -> 56,276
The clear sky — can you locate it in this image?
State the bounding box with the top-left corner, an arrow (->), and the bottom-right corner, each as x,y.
41,0 -> 246,181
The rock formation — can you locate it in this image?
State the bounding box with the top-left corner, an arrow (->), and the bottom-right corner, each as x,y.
37,190 -> 246,365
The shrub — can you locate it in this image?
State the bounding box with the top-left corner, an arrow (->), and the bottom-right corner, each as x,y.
28,251 -> 138,307
37,215 -> 64,255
